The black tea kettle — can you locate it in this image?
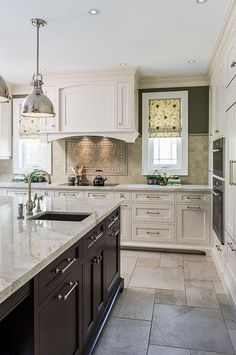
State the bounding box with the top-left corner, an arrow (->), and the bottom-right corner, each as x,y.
93,169 -> 107,186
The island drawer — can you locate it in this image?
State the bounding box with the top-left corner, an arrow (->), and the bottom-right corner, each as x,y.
106,208 -> 120,230
132,222 -> 175,243
132,191 -> 174,203
176,192 -> 210,204
132,203 -> 174,223
38,241 -> 82,304
83,222 -> 105,252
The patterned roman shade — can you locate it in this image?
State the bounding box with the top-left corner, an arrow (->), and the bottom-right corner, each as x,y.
148,98 -> 182,138
19,105 -> 40,139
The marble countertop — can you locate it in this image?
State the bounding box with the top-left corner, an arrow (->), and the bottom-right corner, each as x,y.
0,182 -> 211,192
0,196 -> 121,304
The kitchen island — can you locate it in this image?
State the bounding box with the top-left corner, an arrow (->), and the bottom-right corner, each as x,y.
0,196 -> 123,355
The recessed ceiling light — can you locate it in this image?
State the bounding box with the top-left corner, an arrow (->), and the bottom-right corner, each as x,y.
196,0 -> 207,4
88,9 -> 101,15
120,63 -> 127,66
187,60 -> 196,64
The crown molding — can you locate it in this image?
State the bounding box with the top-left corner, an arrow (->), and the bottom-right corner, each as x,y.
208,0 -> 236,78
138,74 -> 209,89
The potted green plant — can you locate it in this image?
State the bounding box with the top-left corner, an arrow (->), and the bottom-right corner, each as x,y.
160,171 -> 170,185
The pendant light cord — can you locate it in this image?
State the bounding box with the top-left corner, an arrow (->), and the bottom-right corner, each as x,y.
36,22 -> 39,76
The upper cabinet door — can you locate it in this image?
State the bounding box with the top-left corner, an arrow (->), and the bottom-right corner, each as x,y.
117,82 -> 134,130
60,83 -> 117,132
40,86 -> 59,133
226,31 -> 236,87
212,62 -> 226,140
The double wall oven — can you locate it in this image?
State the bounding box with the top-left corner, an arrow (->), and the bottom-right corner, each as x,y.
212,138 -> 225,244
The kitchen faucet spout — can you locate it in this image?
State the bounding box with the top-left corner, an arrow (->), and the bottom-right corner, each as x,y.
26,170 -> 51,216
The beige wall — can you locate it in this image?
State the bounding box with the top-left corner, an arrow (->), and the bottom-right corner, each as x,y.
0,134 -> 208,185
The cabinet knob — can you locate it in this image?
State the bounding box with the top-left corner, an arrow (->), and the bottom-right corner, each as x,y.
231,61 -> 236,68
228,242 -> 236,252
215,130 -> 219,133
216,245 -> 222,252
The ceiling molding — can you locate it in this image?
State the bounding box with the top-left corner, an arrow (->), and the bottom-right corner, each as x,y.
138,75 -> 209,89
208,0 -> 236,78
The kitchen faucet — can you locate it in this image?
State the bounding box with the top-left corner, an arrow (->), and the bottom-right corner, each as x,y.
26,170 -> 52,215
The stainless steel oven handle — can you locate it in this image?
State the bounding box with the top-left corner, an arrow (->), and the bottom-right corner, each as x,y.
211,190 -> 219,196
213,149 -> 221,153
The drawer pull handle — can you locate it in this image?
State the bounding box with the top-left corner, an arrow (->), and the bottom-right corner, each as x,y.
187,197 -> 201,200
187,206 -> 201,210
63,194 -> 76,197
216,245 -> 222,252
120,194 -> 125,198
92,194 -> 106,198
58,281 -> 78,301
147,231 -> 160,235
215,130 -> 219,133
231,61 -> 236,68
111,229 -> 119,237
147,196 -> 160,199
93,255 -> 102,264
90,231 -> 103,241
55,258 -> 77,274
108,215 -> 119,226
228,242 -> 236,252
147,211 -> 160,215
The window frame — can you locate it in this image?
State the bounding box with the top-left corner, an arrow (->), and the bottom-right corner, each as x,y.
12,96 -> 52,174
142,91 -> 188,176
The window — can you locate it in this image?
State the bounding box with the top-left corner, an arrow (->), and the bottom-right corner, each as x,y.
142,91 -> 188,175
13,97 -> 52,174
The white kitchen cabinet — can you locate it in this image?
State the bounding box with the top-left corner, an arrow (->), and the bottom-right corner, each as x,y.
0,101 -> 12,159
226,31 -> 236,87
212,63 -> 226,140
226,231 -> 236,288
131,191 -> 174,203
117,82 -> 135,130
40,86 -> 59,133
213,231 -> 226,274
55,190 -> 84,198
176,204 -> 210,245
132,222 -> 175,243
59,83 -> 117,133
225,105 -> 236,242
120,204 -> 131,242
132,203 -> 175,223
84,191 -> 114,200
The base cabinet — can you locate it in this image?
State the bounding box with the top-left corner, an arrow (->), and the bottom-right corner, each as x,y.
176,204 -> 210,245
37,265 -> 82,355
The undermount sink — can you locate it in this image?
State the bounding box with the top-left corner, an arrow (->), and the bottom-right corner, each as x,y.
30,211 -> 91,222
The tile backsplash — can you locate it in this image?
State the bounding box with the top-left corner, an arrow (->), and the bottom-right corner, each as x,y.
0,134 -> 208,185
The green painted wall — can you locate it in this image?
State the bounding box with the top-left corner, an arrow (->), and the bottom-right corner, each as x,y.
139,86 -> 209,134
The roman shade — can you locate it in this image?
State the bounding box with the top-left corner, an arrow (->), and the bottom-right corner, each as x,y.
148,98 -> 182,138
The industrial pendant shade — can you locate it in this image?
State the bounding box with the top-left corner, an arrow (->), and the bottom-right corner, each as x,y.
0,75 -> 9,103
21,18 -> 55,118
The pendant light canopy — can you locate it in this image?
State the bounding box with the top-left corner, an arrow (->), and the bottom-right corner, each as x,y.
21,18 -> 55,118
0,75 -> 10,103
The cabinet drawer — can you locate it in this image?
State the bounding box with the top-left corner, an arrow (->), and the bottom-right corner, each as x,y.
114,191 -> 131,203
132,203 -> 174,223
132,222 -> 175,243
83,222 -> 105,252
132,191 -> 174,203
226,232 -> 236,282
38,242 -> 82,304
84,191 -> 114,200
106,208 -> 120,230
176,192 -> 209,204
57,191 -> 84,198
5,189 -> 28,196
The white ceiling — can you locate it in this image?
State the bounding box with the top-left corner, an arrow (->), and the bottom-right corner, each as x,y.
0,0 -> 231,83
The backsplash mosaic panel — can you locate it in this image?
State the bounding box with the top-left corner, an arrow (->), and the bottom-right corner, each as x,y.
65,137 -> 127,175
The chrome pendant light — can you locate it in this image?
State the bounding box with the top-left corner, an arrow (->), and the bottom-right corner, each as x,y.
21,18 -> 55,118
0,75 -> 9,103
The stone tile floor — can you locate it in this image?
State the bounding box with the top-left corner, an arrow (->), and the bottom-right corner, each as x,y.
94,250 -> 236,355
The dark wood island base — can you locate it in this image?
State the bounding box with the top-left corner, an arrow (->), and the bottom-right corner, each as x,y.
0,207 -> 123,355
